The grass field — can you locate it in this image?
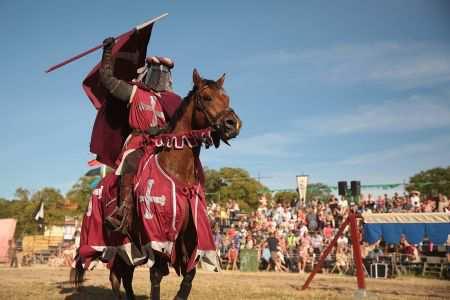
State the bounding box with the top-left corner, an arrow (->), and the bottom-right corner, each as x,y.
0,265 -> 448,300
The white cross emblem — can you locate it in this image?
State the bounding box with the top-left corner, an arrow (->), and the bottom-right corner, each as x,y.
139,179 -> 166,219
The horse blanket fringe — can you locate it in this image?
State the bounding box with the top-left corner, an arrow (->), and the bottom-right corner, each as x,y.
78,153 -> 220,273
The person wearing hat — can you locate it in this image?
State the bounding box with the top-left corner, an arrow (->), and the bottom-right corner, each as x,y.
99,37 -> 182,235
410,191 -> 421,209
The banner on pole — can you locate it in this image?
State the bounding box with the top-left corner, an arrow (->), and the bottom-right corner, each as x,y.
296,175 -> 308,202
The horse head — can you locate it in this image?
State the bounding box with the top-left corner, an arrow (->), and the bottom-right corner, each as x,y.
191,68 -> 241,147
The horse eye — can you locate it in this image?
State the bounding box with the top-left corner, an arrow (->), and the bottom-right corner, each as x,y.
204,95 -> 212,101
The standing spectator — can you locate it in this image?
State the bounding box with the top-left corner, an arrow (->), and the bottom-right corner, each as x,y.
376,195 -> 385,212
306,208 -> 318,232
298,221 -> 308,239
298,244 -> 310,273
220,206 -> 229,230
260,242 -> 271,271
8,240 -> 18,268
213,230 -> 223,256
287,231 -> 297,250
226,244 -> 239,271
232,200 -> 240,219
438,193 -> 449,212
266,232 -> 279,271
297,209 -> 306,224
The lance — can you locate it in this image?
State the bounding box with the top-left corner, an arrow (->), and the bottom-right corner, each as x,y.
45,13 -> 168,73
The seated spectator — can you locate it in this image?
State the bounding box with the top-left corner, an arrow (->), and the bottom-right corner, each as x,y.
399,235 -> 420,263
301,231 -> 311,249
245,235 -> 254,249
337,234 -> 349,249
367,243 -> 384,262
335,246 -> 349,275
423,198 -> 434,212
323,222 -> 334,241
274,247 -> 288,272
311,232 -> 324,254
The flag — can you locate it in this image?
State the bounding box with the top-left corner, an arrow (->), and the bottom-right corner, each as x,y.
83,23 -> 153,167
85,167 -> 102,177
34,200 -> 44,222
296,175 -> 308,202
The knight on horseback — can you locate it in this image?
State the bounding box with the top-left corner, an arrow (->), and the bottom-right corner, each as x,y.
99,36 -> 182,235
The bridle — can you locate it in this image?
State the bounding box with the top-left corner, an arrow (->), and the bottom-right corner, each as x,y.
193,84 -> 235,134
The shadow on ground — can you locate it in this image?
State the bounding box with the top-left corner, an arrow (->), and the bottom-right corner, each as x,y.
56,281 -> 148,300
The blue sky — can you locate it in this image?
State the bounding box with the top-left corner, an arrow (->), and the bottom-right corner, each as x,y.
1,1 -> 450,198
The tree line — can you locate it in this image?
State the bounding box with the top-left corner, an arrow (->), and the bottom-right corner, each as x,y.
1,166 -> 449,239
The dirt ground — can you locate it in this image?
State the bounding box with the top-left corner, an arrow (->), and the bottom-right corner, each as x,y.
0,265 -> 448,300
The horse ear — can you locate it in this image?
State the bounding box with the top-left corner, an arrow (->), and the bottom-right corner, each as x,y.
193,68 -> 202,87
216,73 -> 226,88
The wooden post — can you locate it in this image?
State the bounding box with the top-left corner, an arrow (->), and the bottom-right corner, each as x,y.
301,216 -> 350,290
348,212 -> 366,291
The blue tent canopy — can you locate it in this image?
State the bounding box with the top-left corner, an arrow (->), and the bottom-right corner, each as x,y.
363,213 -> 450,245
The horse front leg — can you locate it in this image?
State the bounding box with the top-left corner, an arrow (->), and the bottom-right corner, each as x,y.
122,264 -> 135,300
174,268 -> 196,300
150,266 -> 163,300
109,268 -> 122,300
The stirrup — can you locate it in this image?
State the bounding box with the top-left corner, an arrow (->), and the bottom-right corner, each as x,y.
105,215 -> 122,231
117,216 -> 130,235
104,207 -> 123,231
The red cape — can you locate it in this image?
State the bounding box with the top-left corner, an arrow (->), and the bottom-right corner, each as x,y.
83,25 -> 153,167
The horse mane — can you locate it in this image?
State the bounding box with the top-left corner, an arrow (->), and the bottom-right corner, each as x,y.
168,79 -> 220,131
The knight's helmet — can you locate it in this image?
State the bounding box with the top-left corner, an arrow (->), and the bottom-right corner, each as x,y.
136,56 -> 174,92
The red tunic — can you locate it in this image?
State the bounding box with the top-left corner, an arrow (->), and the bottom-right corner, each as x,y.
115,85 -> 182,172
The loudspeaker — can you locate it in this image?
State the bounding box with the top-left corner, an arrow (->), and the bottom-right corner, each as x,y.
351,181 -> 361,196
338,181 -> 347,196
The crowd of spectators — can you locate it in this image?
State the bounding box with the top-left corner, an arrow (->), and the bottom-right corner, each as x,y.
206,192 -> 450,274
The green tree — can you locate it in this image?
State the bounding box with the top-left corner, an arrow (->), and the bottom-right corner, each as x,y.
14,187 -> 30,202
406,166 -> 450,197
66,176 -> 97,214
273,191 -> 298,205
204,167 -> 268,211
1,188 -> 40,238
306,183 -> 331,202
31,187 -> 66,226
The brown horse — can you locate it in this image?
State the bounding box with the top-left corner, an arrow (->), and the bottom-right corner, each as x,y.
149,68 -> 241,300
72,68 -> 241,300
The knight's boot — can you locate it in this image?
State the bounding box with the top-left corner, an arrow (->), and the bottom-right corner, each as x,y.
118,174 -> 135,235
174,268 -> 196,300
105,174 -> 134,235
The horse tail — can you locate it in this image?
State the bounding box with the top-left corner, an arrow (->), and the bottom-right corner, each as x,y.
70,255 -> 86,288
